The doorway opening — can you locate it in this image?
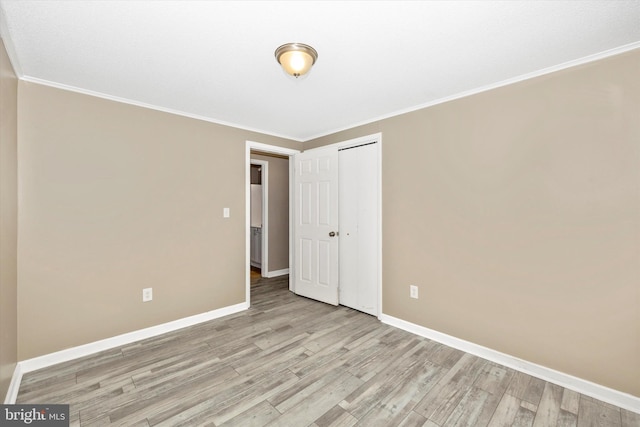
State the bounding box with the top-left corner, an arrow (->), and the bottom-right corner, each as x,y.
249,160 -> 267,278
245,141 -> 300,307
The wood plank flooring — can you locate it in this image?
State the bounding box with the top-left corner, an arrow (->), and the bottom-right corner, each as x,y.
17,275 -> 639,426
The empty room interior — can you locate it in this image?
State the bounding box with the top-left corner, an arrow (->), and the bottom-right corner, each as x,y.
0,1 -> 639,426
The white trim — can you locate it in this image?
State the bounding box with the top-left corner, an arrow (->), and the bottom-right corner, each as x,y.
3,363 -> 23,404
307,133 -> 381,152
265,268 -> 289,278
288,159 -> 295,293
261,164 -> 268,276
0,28 -> 23,78
18,302 -> 248,374
18,45 -> 639,144
247,141 -> 299,156
376,136 -> 383,318
20,77 -> 306,142
15,43 -> 640,144
380,314 -> 640,414
302,43 -> 640,141
246,143 -> 252,305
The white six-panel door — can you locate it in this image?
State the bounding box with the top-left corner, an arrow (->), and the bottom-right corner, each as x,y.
293,147 -> 339,305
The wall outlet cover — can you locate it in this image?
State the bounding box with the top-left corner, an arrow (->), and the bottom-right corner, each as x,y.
410,285 -> 418,299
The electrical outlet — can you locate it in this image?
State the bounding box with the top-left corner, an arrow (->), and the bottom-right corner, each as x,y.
410,285 -> 419,299
142,288 -> 153,302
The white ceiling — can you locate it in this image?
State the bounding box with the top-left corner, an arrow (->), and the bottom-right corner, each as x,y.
1,1 -> 639,142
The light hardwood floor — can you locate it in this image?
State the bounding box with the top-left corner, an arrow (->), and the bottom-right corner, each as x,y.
17,275 -> 639,426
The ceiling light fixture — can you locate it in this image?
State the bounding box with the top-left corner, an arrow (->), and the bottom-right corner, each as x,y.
275,43 -> 318,78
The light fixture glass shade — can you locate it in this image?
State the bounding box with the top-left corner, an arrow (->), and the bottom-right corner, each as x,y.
275,43 -> 318,78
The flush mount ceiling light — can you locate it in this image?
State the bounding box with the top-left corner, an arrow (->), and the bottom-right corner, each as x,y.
275,43 -> 318,78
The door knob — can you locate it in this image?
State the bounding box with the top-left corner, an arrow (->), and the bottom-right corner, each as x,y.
329,231 -> 337,237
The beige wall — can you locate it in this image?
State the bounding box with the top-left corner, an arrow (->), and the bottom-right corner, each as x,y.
0,38 -> 18,399
306,49 -> 640,397
250,153 -> 290,273
17,82 -> 300,359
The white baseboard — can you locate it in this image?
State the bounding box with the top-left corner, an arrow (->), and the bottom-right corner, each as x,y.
6,302 -> 248,403
265,268 -> 289,278
15,301 -> 248,379
3,363 -> 23,404
380,314 -> 640,414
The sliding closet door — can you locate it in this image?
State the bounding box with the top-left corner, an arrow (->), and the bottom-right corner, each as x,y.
339,142 -> 378,315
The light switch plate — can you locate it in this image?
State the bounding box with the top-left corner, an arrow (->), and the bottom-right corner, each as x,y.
223,207 -> 230,218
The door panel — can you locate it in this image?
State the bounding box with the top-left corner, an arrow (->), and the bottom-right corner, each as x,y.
339,143 -> 379,315
300,238 -> 312,282
293,147 -> 339,305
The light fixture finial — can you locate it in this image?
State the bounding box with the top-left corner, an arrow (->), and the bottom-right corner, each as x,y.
275,43 -> 318,78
